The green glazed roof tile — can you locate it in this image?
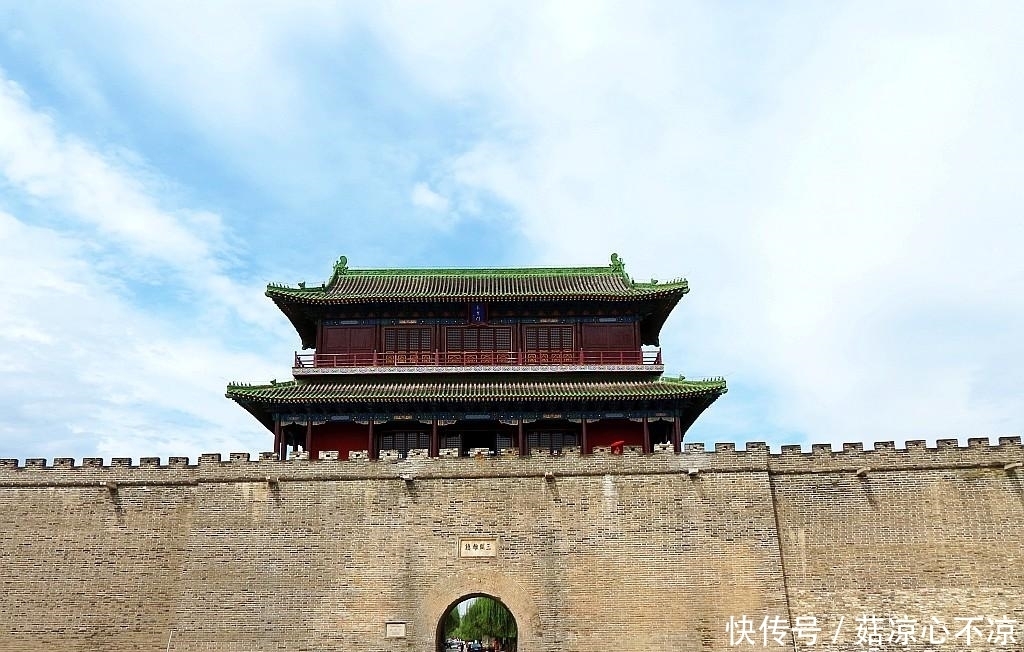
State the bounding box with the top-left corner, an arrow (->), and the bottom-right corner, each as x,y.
226,376 -> 727,404
266,253 -> 689,304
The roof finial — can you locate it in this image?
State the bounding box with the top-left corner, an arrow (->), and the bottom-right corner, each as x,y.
610,252 -> 625,274
334,255 -> 349,275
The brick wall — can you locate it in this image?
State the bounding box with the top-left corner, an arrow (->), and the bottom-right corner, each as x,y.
0,439 -> 1020,651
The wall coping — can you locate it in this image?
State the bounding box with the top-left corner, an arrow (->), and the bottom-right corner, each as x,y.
0,437 -> 1020,486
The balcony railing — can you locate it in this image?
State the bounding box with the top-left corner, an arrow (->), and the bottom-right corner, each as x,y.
294,349 -> 662,369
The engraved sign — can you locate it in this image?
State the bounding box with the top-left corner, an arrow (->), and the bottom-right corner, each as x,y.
385,622 -> 407,638
459,537 -> 498,558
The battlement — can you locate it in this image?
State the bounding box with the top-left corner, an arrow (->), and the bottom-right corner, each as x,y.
0,437 -> 1020,486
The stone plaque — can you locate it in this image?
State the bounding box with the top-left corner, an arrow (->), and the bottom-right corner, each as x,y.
459,536 -> 498,558
385,622 -> 407,638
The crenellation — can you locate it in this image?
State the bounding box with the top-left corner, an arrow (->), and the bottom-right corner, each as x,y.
811,443 -> 833,454
319,450 -> 340,461
139,457 -> 161,467
967,436 -> 989,447
714,442 -> 735,452
258,451 -> 277,461
999,435 -> 1021,445
53,458 -> 75,468
683,442 -> 704,452
0,436 -> 1018,495
780,444 -> 803,454
744,441 -> 768,452
768,436 -> 1024,474
83,457 -> 103,467
168,456 -> 190,467
26,459 -> 46,469
229,453 -> 250,463
111,457 -> 132,467
936,438 -> 959,448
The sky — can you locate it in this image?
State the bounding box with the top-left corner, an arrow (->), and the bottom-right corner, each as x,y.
0,2 -> 1022,462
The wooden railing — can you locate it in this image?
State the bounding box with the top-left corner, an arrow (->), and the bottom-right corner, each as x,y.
294,349 -> 662,369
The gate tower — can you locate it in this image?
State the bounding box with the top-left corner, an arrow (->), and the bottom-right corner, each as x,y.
227,254 -> 726,460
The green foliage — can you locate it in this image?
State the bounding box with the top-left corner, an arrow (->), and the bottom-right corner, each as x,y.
444,608 -> 461,637
453,597 -> 517,645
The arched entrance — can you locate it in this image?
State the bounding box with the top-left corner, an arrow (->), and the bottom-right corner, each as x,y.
435,593 -> 518,652
417,569 -> 540,651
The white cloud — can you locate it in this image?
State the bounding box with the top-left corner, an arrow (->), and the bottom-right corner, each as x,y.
411,181 -> 451,213
0,211 -> 285,460
0,69 -> 282,329
0,69 -> 293,460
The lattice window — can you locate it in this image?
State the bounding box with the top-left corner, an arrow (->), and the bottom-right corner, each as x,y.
377,431 -> 430,458
524,325 -> 574,351
383,327 -> 433,352
527,431 -> 578,453
445,327 -> 512,351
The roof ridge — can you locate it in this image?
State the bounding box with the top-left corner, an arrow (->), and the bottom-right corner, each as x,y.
265,253 -> 696,296
325,253 -> 630,285
263,253 -> 641,292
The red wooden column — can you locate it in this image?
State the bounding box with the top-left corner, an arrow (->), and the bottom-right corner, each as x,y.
273,416 -> 282,460
305,419 -> 313,453
581,418 -> 589,455
672,416 -> 682,453
518,419 -> 526,456
642,416 -> 651,454
430,419 -> 439,458
368,420 -> 375,460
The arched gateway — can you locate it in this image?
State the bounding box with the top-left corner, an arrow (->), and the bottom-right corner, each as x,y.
421,569 -> 538,651
428,573 -> 532,646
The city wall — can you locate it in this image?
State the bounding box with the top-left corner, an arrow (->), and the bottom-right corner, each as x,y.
0,437 -> 1021,652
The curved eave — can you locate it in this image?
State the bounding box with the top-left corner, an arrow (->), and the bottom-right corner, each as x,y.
265,283 -> 689,305
266,284 -> 689,348
227,377 -> 727,434
226,377 -> 726,404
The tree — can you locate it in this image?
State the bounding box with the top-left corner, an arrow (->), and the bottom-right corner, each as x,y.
444,607 -> 461,638
455,597 -> 517,651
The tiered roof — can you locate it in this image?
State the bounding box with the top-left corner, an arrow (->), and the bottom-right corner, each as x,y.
267,254 -> 689,347
227,253 -> 726,435
226,376 -> 727,431
226,376 -> 726,404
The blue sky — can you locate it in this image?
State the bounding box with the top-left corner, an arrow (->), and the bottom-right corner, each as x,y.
0,2 -> 1022,461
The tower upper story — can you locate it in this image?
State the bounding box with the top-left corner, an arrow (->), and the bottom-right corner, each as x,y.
267,253 -> 690,378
